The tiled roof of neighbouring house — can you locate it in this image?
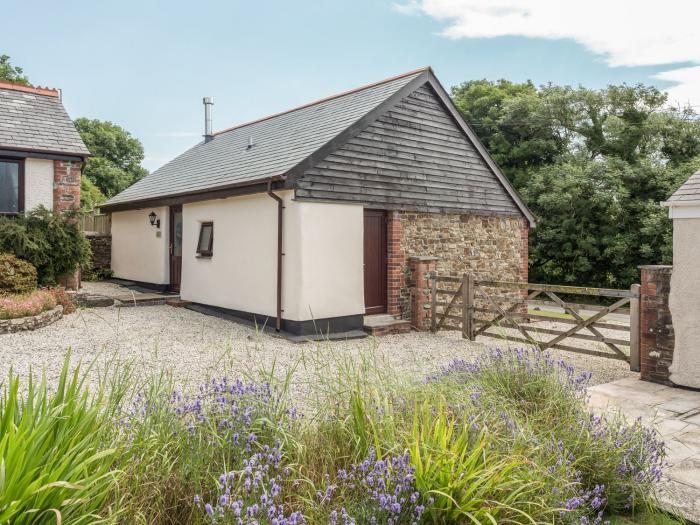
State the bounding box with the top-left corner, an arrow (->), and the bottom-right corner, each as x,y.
104,68 -> 428,206
667,169 -> 700,203
0,81 -> 90,156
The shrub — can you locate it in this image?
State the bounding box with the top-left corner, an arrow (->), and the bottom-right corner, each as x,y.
0,207 -> 91,286
0,289 -> 56,319
0,253 -> 37,295
0,355 -> 120,524
45,286 -> 76,314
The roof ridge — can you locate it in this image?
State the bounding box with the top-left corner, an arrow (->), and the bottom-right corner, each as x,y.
0,80 -> 59,98
212,66 -> 431,136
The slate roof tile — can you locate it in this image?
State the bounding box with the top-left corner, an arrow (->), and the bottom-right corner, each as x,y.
0,84 -> 89,156
105,69 -> 425,206
668,170 -> 700,202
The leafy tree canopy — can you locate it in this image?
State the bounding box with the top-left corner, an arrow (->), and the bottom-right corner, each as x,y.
80,176 -> 106,211
0,54 -> 29,85
452,79 -> 700,288
74,118 -> 149,199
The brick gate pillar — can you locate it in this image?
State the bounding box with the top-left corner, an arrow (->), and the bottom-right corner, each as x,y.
409,256 -> 438,331
386,211 -> 405,317
639,265 -> 675,385
53,160 -> 82,290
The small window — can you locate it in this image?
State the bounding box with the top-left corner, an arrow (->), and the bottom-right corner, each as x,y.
196,222 -> 214,257
0,159 -> 23,216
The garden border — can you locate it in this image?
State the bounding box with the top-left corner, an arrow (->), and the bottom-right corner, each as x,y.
0,305 -> 63,334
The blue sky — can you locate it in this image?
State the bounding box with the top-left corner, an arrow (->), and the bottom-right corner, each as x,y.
4,0 -> 697,171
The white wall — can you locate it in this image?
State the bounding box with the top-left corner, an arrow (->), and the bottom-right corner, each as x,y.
289,200 -> 364,321
111,207 -> 169,284
179,192 -> 365,321
24,158 -> 54,211
668,217 -> 700,388
181,193 -> 282,317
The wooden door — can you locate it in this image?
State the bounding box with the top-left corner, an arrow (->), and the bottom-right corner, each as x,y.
169,205 -> 183,292
363,209 -> 387,314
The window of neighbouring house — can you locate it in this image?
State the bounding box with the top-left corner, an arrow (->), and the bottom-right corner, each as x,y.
196,222 -> 214,257
0,160 -> 23,215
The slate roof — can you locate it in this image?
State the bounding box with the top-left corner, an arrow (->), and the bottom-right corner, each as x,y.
0,81 -> 89,156
666,169 -> 700,204
105,69 -> 427,206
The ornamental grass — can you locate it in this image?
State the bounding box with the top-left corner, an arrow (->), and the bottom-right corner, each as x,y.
0,346 -> 676,524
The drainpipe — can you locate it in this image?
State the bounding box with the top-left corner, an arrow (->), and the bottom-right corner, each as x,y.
267,177 -> 286,331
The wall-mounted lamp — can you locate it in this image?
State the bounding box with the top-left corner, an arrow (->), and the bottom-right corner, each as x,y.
148,211 -> 161,229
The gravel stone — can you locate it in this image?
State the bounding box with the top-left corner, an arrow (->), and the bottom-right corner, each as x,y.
0,305 -> 636,395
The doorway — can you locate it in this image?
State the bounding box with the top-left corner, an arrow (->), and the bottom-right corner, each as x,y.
363,209 -> 387,314
169,205 -> 183,292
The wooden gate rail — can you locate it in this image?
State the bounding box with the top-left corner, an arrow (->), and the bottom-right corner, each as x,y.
429,273 -> 641,371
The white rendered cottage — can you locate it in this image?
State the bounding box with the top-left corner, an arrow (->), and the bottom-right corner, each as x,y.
102,68 -> 535,337
663,169 -> 700,388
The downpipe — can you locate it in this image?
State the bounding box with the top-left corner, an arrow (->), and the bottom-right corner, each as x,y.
267,177 -> 286,331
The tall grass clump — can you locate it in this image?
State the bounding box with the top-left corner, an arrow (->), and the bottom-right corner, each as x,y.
0,355 -> 119,524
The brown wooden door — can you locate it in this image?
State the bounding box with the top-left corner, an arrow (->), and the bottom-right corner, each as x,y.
169,205 -> 183,292
363,209 -> 387,314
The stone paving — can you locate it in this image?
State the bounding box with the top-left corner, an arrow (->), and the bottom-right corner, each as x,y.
589,378 -> 700,523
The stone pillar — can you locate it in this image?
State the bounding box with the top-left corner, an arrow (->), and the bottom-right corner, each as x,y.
386,211 -> 405,317
639,265 -> 675,385
53,160 -> 81,213
409,256 -> 438,331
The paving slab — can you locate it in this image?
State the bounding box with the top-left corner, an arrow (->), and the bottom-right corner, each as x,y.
588,378 -> 700,523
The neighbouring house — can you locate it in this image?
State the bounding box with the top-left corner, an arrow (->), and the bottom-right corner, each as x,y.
101,67 -> 535,336
662,169 -> 700,388
0,80 -> 90,289
0,81 -> 89,216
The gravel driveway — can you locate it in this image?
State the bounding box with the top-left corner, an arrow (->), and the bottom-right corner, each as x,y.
0,305 -> 636,395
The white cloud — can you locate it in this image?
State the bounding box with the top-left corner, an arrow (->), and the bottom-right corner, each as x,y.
395,0 -> 700,106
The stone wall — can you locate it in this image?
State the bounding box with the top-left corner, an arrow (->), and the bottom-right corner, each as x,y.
0,305 -> 63,334
86,233 -> 112,271
387,211 -> 528,320
640,265 -> 675,385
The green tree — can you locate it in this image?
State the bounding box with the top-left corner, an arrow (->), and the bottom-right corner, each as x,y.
80,176 -> 106,210
0,54 -> 29,85
451,79 -> 700,288
452,80 -> 566,187
74,118 -> 149,198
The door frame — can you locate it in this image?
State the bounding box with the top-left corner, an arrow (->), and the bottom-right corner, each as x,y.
169,205 -> 182,292
363,209 -> 388,315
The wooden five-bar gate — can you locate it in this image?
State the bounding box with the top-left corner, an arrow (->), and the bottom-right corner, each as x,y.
429,274 -> 640,371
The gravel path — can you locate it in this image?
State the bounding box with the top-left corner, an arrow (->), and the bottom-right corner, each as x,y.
0,305 -> 636,396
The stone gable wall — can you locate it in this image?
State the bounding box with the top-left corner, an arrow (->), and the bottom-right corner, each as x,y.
387,211 -> 528,320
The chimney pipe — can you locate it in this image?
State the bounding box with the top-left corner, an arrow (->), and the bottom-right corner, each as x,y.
203,97 -> 214,143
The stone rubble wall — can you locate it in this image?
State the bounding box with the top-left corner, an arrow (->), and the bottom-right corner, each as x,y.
640,265 -> 675,385
0,305 -> 63,334
86,233 -> 112,271
388,211 -> 528,321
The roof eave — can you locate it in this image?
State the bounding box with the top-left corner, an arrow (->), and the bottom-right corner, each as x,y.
662,199 -> 700,207
0,145 -> 90,160
100,174 -> 287,212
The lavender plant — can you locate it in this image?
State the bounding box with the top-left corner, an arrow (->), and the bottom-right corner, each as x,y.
314,448 -> 426,525
117,375 -> 301,524
427,348 -> 666,521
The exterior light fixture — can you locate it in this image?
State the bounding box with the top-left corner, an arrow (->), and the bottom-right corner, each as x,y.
148,211 -> 160,228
